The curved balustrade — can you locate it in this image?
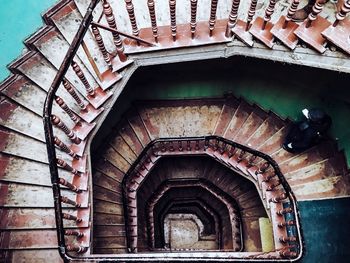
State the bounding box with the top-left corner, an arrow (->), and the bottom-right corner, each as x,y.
42,0 -> 350,261
121,136 -> 303,259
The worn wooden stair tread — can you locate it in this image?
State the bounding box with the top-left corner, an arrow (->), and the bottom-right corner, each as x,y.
0,0 -> 348,259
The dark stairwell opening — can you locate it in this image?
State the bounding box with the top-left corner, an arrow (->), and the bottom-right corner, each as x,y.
89,56 -> 350,260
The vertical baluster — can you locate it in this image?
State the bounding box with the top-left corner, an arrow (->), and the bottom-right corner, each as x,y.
63,80 -> 87,110
266,180 -> 281,191
237,150 -> 246,162
278,220 -> 295,227
169,141 -> 174,151
306,1 -> 325,28
51,115 -> 81,144
187,141 -> 191,151
62,213 -> 82,223
255,162 -> 270,175
246,0 -> 258,31
276,207 -> 293,216
195,140 -> 200,150
262,172 -> 276,182
279,249 -> 298,258
169,0 -> 177,41
294,0 -> 330,53
66,245 -> 87,253
125,0 -> 139,40
71,61 -> 95,97
232,0 -> 257,46
57,159 -> 80,176
55,96 -> 79,124
270,0 -> 300,50
59,178 -> 80,192
102,0 -> 127,62
209,0 -> 219,36
322,0 -> 350,55
54,136 -> 78,159
190,0 -> 198,39
61,196 -> 81,208
147,0 -> 158,42
178,140 -> 183,151
226,0 -> 241,37
91,25 -> 112,69
269,193 -> 287,203
65,229 -> 84,238
333,0 -> 350,26
279,236 -> 297,243
160,142 -> 166,152
284,0 -> 300,28
263,0 -> 277,30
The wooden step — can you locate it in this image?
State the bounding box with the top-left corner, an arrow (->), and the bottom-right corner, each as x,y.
278,141 -> 338,174
93,172 -> 122,194
94,200 -> 124,215
137,100 -> 223,139
93,186 -> 122,204
0,249 -> 62,263
25,25 -> 102,96
0,97 -> 45,141
109,134 -> 137,164
93,212 -> 125,225
118,120 -> 144,156
43,0 -> 110,79
0,208 -> 56,230
246,113 -> 285,149
233,105 -> 268,145
102,146 -> 131,173
213,97 -> 240,136
0,128 -> 48,164
93,236 -> 127,249
286,153 -> 348,187
0,182 -> 86,208
257,126 -> 289,155
93,225 -> 126,237
0,153 -> 71,186
8,51 -> 80,114
0,208 -> 86,230
127,109 -> 151,147
292,175 -> 350,200
0,75 -> 46,116
94,158 -> 124,183
0,229 -> 58,249
224,100 -> 253,140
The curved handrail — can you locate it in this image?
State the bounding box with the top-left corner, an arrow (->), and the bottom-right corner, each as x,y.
121,135 -> 304,261
43,0 -> 100,261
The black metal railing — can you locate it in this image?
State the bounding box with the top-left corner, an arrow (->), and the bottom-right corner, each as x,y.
43,0 -> 100,261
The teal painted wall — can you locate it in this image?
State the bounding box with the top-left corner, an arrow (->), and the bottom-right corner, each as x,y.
298,198 -> 350,263
0,0 -> 58,81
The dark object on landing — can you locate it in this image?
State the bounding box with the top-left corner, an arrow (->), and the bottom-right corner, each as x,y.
292,0 -> 329,22
283,108 -> 332,153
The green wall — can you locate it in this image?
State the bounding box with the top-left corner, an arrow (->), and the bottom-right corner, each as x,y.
94,57 -> 350,165
0,0 -> 58,81
298,197 -> 350,263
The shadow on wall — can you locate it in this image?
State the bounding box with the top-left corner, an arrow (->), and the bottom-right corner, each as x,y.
92,57 -> 350,166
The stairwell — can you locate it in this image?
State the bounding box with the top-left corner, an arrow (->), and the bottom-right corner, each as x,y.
0,0 -> 350,262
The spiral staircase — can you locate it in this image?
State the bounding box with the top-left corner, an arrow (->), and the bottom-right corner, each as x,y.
1,0 -> 350,262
